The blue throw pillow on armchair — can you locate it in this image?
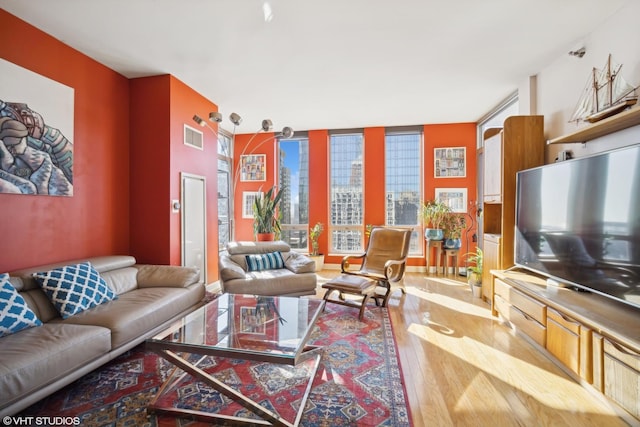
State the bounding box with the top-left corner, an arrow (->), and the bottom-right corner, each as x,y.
245,252 -> 285,272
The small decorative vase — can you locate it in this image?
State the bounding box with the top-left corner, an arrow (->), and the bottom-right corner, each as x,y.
310,255 -> 325,272
472,284 -> 483,298
444,238 -> 461,249
425,228 -> 444,241
256,232 -> 275,241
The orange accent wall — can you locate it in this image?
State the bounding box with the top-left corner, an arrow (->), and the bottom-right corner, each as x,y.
0,10 -> 130,272
233,123 -> 477,268
308,130 -> 329,255
129,76 -> 171,264
233,132 -> 278,241
170,76 -> 221,280
130,75 -> 221,281
424,123 -> 479,265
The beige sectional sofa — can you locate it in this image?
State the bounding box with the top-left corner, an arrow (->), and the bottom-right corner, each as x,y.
219,241 -> 317,296
0,255 -> 205,416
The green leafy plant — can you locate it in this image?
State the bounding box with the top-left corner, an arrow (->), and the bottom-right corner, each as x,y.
464,247 -> 483,284
253,186 -> 283,237
442,213 -> 467,239
421,200 -> 451,229
309,222 -> 324,256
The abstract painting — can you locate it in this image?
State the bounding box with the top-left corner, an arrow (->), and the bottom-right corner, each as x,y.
0,59 -> 74,196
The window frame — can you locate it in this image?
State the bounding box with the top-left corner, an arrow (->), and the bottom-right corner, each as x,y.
384,128 -> 424,257
328,130 -> 365,254
277,134 -> 310,252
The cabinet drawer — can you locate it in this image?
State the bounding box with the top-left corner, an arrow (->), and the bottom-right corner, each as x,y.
604,339 -> 640,372
547,316 -> 580,374
494,279 -> 546,325
547,307 -> 580,334
494,278 -> 510,299
604,347 -> 640,419
495,294 -> 546,348
494,294 -> 510,321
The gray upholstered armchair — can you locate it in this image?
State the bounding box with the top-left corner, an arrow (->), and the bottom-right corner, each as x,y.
219,241 -> 317,296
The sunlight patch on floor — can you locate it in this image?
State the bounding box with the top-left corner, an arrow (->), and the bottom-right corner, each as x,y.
406,285 -> 493,320
407,321 -> 616,415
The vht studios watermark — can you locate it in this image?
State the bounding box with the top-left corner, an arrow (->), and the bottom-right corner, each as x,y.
2,416 -> 80,426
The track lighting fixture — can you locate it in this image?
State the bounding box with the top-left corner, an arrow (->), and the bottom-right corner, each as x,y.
569,47 -> 586,58
229,112 -> 242,126
193,114 -> 205,126
209,112 -> 222,123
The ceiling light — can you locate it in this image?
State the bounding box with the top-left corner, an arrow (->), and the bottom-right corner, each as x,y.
262,1 -> 274,22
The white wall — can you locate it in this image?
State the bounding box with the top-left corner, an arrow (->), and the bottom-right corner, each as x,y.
535,0 -> 640,162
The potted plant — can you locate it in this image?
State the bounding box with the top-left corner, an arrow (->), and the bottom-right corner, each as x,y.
253,186 -> 283,241
464,247 -> 483,297
442,213 -> 466,249
309,222 -> 324,271
421,200 -> 451,240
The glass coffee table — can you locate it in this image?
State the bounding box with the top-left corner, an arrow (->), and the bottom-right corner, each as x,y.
146,293 -> 325,426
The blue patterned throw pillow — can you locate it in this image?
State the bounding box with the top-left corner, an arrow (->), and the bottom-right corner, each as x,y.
245,252 -> 285,272
0,273 -> 42,337
33,262 -> 117,319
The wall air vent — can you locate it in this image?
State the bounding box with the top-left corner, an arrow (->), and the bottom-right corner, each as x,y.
184,124 -> 204,150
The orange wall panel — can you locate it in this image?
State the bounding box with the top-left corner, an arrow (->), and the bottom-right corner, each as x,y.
308,130 -> 329,256
129,76 -> 172,264
364,127 -> 386,227
233,131 -> 278,241
0,10 -> 130,271
424,123 -> 478,266
129,75 -> 221,280
169,76 -> 220,280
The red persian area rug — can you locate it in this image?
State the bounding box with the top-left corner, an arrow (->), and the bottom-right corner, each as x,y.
21,303 -> 411,426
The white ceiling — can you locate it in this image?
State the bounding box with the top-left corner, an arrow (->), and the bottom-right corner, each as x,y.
0,0 -> 628,133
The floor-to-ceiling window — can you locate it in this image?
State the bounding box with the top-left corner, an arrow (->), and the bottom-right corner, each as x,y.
217,130 -> 233,251
385,129 -> 423,256
329,131 -> 364,253
278,135 -> 309,251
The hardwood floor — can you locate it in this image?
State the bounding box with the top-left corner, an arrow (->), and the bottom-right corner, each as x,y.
314,270 -> 635,427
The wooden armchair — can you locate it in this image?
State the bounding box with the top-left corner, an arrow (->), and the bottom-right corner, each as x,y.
341,226 -> 412,306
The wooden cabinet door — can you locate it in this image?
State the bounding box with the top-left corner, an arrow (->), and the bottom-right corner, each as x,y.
482,234 -> 501,301
547,308 -> 581,375
483,132 -> 502,203
604,339 -> 640,419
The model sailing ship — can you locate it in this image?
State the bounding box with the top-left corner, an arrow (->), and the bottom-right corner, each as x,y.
570,54 -> 638,124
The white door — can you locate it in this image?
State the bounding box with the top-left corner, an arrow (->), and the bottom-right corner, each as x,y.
181,173 -> 206,283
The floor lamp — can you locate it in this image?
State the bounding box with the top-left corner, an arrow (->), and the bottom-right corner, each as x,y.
192,112 -> 294,241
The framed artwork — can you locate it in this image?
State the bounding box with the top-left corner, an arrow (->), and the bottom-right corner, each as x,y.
0,58 -> 75,196
240,306 -> 266,334
435,188 -> 467,213
434,147 -> 466,178
242,191 -> 262,218
240,154 -> 266,182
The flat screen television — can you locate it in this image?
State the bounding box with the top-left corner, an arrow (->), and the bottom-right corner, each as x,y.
515,143 -> 640,309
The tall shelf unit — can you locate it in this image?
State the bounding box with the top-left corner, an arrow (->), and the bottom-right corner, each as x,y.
481,115 -> 544,301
